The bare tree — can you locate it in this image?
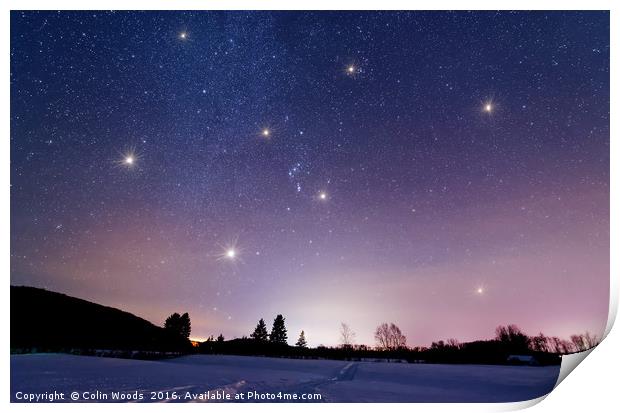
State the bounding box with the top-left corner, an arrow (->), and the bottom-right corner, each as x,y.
340,322 -> 356,348
446,338 -> 461,349
548,336 -> 562,353
559,339 -> 574,354
529,333 -> 549,352
583,331 -> 598,348
375,323 -> 391,350
495,324 -> 530,352
571,332 -> 599,352
544,333 -> 598,354
374,322 -> 407,351
390,324 -> 407,350
570,334 -> 586,352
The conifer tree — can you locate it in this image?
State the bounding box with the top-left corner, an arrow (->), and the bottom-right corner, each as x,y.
250,318 -> 269,342
164,313 -> 182,335
295,330 -> 307,348
164,312 -> 191,340
180,312 -> 191,339
269,314 -> 288,344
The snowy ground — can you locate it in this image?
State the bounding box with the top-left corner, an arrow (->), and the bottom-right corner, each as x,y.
11,354 -> 560,402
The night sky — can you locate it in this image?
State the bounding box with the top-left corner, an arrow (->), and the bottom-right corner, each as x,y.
10,11 -> 609,346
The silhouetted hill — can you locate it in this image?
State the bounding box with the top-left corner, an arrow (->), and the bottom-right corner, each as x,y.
11,286 -> 189,353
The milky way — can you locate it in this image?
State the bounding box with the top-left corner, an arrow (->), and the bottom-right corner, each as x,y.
11,11 -> 609,346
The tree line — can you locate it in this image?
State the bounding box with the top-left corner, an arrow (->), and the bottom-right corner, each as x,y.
163,312 -> 599,364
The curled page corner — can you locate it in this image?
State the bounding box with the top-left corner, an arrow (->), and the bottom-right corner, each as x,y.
603,283 -> 618,339
511,346 -> 599,411
507,394 -> 548,411
551,283 -> 620,390
548,277 -> 620,395
554,347 -> 595,388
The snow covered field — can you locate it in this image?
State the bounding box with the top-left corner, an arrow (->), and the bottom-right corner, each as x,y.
11,354 -> 560,402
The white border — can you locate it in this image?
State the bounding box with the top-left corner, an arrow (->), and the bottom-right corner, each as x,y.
2,1 -> 616,412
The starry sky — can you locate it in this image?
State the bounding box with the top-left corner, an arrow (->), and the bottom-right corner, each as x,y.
10,11 -> 609,347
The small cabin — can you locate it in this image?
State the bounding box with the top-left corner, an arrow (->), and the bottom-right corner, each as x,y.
507,354 -> 540,366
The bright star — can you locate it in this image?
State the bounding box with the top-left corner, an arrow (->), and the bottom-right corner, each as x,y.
346,65 -> 356,75
179,32 -> 188,40
319,191 -> 328,200
262,128 -> 270,137
215,239 -> 243,263
483,103 -> 493,113
116,148 -> 138,169
476,287 -> 484,294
